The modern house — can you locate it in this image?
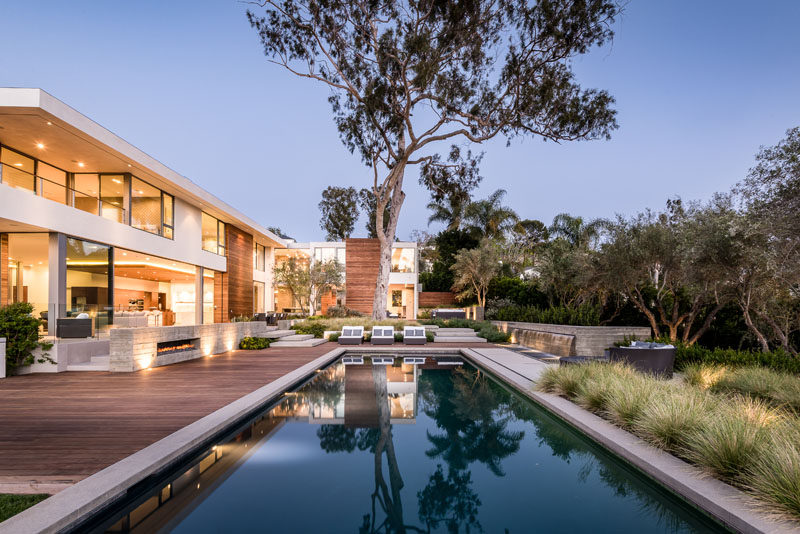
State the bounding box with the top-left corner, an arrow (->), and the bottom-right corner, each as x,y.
275,239 -> 419,319
0,88 -> 420,350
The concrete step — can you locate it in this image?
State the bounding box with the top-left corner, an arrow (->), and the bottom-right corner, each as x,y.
275,334 -> 314,342
91,355 -> 110,364
262,330 -> 295,338
435,328 -> 478,336
434,336 -> 487,343
270,338 -> 328,348
66,361 -> 110,371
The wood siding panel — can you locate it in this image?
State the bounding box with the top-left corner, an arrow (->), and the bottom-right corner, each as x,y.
345,238 -> 380,315
213,271 -> 228,323
0,234 -> 8,306
225,225 -> 253,320
419,291 -> 457,308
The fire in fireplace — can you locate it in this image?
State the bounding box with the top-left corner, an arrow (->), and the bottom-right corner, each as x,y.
157,338 -> 200,356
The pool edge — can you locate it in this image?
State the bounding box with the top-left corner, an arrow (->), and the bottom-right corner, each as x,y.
458,348 -> 799,534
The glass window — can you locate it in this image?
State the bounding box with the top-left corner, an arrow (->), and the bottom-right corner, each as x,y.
201,213 -> 225,255
131,177 -> 162,234
391,248 -> 415,273
6,233 -> 50,334
66,238 -> 110,333
254,243 -> 265,271
203,269 -> 216,324
0,147 -> 35,192
162,193 -> 174,238
254,281 -> 265,314
72,174 -> 100,215
100,175 -> 126,223
38,162 -> 67,205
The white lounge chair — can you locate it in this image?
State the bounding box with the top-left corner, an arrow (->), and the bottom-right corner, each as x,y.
372,356 -> 395,365
342,356 -> 364,365
371,326 -> 395,345
338,326 -> 364,345
403,326 -> 427,345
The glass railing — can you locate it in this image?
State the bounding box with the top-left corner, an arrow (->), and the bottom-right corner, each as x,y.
0,163 -> 127,223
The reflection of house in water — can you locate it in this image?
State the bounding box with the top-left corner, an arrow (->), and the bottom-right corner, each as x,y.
273,357 -> 422,425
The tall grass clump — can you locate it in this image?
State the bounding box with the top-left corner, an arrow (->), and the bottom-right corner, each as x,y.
748,425 -> 800,518
602,373 -> 657,429
683,397 -> 779,482
574,364 -> 629,413
535,364 -> 592,399
712,366 -> 800,415
634,388 -> 715,453
682,363 -> 728,390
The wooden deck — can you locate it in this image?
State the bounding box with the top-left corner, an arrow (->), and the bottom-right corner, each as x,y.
0,341 -> 485,492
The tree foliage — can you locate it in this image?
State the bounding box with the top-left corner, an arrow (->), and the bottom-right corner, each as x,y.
273,257 -> 344,315
451,239 -> 502,307
319,186 -> 359,240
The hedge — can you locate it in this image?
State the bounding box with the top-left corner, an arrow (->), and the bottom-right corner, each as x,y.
239,337 -> 270,350
675,344 -> 800,374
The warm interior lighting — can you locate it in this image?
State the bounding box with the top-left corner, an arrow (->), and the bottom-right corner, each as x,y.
36,143 -> 45,149
46,121 -> 52,125
77,162 -> 85,167
13,163 -> 22,167
112,178 -> 122,184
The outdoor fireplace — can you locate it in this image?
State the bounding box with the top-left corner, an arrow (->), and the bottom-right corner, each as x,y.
156,338 -> 200,356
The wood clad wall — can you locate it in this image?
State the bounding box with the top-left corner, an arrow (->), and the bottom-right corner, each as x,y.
224,225 -> 253,320
419,291 -> 456,307
345,238 -> 380,315
213,271 -> 228,323
0,234 -> 8,306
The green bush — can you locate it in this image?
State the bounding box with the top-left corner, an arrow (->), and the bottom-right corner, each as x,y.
328,332 -> 341,342
477,324 -> 511,342
420,318 -> 510,342
0,494 -> 48,522
291,321 -> 328,338
231,315 -> 253,322
675,344 -> 800,374
394,332 -> 404,342
425,331 -> 435,342
487,303 -> 602,326
239,337 -> 270,350
364,332 -> 372,342
325,305 -> 364,318
0,302 -> 53,370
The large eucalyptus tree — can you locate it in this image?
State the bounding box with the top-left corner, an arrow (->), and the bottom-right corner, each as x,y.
248,0 -> 620,317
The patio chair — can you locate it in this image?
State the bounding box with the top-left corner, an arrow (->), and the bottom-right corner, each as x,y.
403,326 -> 427,345
371,326 -> 395,345
338,326 -> 364,345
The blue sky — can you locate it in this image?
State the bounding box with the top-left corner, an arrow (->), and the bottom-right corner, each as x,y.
1,1 -> 798,241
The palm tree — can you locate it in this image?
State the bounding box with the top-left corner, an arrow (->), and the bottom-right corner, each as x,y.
548,213 -> 606,249
463,189 -> 519,240
427,190 -> 470,231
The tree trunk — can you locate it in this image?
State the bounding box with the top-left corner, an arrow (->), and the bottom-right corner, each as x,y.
631,288 -> 661,338
372,163 -> 407,319
741,301 -> 770,352
685,301 -> 725,346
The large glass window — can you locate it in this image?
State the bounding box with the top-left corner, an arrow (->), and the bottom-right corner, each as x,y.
131,177 -> 162,234
6,233 -> 50,333
391,248 -> 415,273
66,238 -> 110,332
162,193 -> 174,239
100,175 -> 126,223
0,147 -> 35,192
254,243 -> 265,271
202,213 -> 226,255
72,173 -> 100,216
254,281 -> 265,314
38,162 -> 68,205
203,268 -> 216,324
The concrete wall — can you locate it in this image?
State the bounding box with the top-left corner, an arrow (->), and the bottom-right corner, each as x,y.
493,321 -> 652,357
110,321 -> 270,372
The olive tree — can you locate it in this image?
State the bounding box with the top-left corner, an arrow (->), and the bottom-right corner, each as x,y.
451,239 -> 501,307
274,257 -> 344,315
248,0 -> 620,317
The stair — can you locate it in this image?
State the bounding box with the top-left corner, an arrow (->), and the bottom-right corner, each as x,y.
67,355 -> 110,371
262,329 -> 295,339
433,328 -> 487,343
271,335 -> 328,348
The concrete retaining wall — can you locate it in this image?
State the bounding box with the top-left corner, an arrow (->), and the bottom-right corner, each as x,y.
492,321 -> 651,357
110,322 -> 270,372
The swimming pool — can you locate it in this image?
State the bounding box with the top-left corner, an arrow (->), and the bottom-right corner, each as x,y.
95,355 -> 728,533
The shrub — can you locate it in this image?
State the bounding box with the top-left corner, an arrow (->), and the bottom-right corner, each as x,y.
574,364 -> 632,413
476,324 -> 511,342
231,315 -> 253,322
603,375 -> 656,429
425,331 -> 435,342
748,426 -> 800,518
487,303 -> 602,326
364,332 -> 372,342
682,363 -> 729,390
325,305 -> 364,318
0,494 -> 48,522
239,337 -> 270,350
535,364 -> 592,399
328,332 -> 341,342
291,321 -> 328,338
675,344 -> 800,375
0,302 -> 53,370
394,332 -> 404,342
712,367 -> 800,415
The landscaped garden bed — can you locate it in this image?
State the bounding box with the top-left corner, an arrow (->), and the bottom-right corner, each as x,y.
535,362 -> 800,520
0,494 -> 48,523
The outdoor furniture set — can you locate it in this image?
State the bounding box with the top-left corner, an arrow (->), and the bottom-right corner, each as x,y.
337,325 -> 428,346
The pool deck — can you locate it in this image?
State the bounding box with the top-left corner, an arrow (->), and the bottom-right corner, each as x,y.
0,341 -> 488,494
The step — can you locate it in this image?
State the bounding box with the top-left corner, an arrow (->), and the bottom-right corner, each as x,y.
91,355 -> 110,364
66,361 -> 110,371
262,329 -> 295,338
275,334 -> 314,342
435,328 -> 478,336
270,338 -> 328,348
433,336 -> 487,343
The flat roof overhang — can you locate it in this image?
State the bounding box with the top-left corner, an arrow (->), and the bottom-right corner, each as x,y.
0,88 -> 286,248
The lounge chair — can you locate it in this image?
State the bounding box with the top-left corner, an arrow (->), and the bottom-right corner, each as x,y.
342,356 -> 364,365
403,326 -> 426,345
338,326 -> 364,345
372,356 -> 395,365
371,326 -> 395,345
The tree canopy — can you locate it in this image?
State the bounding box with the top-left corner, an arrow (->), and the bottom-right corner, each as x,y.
319,186 -> 359,240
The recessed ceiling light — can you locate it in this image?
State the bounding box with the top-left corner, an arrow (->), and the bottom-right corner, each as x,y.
36,143 -> 45,149
46,121 -> 52,125
112,178 -> 122,184
122,252 -> 127,256
145,257 -> 150,260
78,162 -> 85,168
127,164 -> 131,168
137,190 -> 144,194
13,163 -> 23,167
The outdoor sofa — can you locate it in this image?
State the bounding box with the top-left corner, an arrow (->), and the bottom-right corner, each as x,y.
371,326 -> 395,345
338,326 -> 364,345
403,326 -> 427,345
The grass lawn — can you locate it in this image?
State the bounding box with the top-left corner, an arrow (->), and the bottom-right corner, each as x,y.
536,363 -> 800,520
0,494 -> 48,523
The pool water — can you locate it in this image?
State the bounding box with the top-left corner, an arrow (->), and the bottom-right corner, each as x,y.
105,356 -> 728,533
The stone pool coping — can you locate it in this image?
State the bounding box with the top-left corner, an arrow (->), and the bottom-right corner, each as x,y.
459,347 -> 800,534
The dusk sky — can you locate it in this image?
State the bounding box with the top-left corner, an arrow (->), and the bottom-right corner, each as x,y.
1,1 -> 798,242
